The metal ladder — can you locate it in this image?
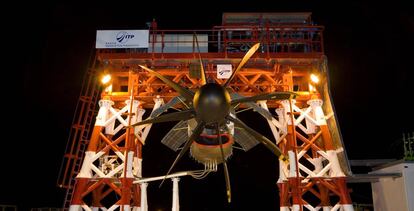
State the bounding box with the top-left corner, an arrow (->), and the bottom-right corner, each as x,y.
57,52 -> 101,210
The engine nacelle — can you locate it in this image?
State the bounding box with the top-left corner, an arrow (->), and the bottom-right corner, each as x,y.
190,133 -> 234,164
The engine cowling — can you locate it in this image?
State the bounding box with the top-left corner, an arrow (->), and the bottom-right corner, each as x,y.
190,133 -> 233,164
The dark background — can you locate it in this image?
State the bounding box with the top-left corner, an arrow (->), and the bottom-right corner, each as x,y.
3,0 -> 414,210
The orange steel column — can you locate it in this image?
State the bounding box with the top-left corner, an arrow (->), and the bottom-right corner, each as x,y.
132,129 -> 143,209
309,97 -> 353,210
287,100 -> 304,211
268,96 -> 355,211
272,106 -> 290,211
118,93 -> 137,211
69,125 -> 102,211
68,92 -> 147,211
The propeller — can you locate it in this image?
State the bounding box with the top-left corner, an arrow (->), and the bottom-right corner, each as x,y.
226,115 -> 287,161
217,124 -> 231,203
159,121 -> 206,187
133,43 -> 289,199
223,43 -> 260,87
139,65 -> 194,101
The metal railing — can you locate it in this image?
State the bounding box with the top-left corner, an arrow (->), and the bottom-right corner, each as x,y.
98,25 -> 324,59
403,132 -> 414,161
0,205 -> 17,211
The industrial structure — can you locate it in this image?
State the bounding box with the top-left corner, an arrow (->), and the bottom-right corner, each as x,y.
58,13 -> 355,211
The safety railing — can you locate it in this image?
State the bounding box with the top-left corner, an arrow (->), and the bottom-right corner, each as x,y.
98,25 -> 324,59
0,205 -> 17,211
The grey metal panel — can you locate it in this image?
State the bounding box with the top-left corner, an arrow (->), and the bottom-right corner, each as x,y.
349,159 -> 397,167
320,57 -> 352,175
233,127 -> 260,151
347,173 -> 402,183
161,120 -> 188,151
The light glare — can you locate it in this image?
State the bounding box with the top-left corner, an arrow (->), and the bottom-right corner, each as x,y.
309,84 -> 316,92
310,74 -> 319,83
101,74 -> 111,84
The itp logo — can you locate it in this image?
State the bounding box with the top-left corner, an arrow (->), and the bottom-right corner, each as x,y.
216,64 -> 232,79
219,69 -> 231,76
116,31 -> 135,44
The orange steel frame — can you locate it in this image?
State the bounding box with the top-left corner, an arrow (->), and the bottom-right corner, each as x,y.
58,19 -> 353,210
69,103 -> 142,210
276,98 -> 353,210
98,64 -> 312,108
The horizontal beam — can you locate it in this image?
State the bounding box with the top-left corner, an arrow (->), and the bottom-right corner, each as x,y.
347,173 -> 402,183
349,159 -> 397,167
98,52 -> 324,61
133,171 -> 192,183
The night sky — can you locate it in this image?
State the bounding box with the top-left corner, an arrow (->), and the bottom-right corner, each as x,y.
4,1 -> 414,210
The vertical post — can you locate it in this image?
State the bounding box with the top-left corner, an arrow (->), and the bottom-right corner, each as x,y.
69,179 -> 89,211
70,99 -> 112,211
278,182 -> 290,211
410,132 -> 414,159
281,99 -> 303,211
140,183 -> 148,211
308,98 -> 353,210
151,19 -> 157,60
119,86 -> 136,211
335,177 -> 354,211
275,107 -> 290,211
320,28 -> 324,53
403,133 -> 408,160
224,30 -> 227,58
133,127 -> 143,211
192,33 -> 195,58
172,178 -> 180,211
318,183 -> 331,211
161,32 -> 165,57
91,185 -> 104,211
265,23 -> 270,59
308,98 -> 344,177
217,29 -> 221,52
260,102 -> 291,211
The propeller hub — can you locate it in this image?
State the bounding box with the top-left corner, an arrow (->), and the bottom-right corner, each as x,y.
193,83 -> 231,124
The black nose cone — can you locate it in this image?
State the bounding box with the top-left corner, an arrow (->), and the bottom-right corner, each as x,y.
193,83 -> 231,123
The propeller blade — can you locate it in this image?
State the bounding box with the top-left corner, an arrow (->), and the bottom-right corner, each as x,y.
223,43 -> 260,87
231,92 -> 296,105
217,124 -> 232,203
139,65 -> 194,101
222,160 -> 231,203
160,121 -> 206,187
150,96 -> 186,118
226,115 -> 287,161
230,93 -> 273,120
194,33 -> 207,85
131,109 -> 195,127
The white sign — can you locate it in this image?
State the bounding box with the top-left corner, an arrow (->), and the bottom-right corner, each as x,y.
217,64 -> 233,79
96,30 -> 149,49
